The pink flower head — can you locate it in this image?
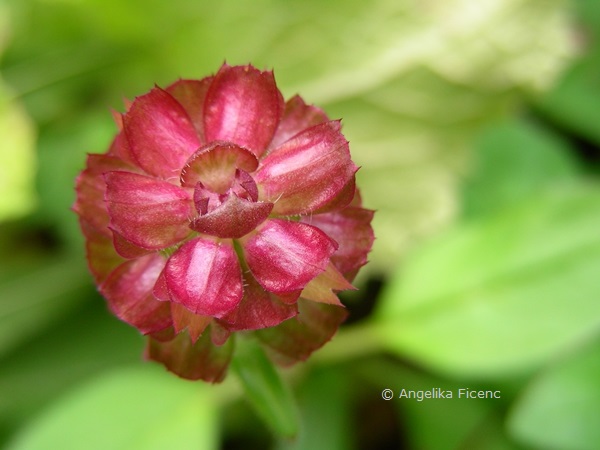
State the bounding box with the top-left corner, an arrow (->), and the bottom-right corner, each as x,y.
74,63 -> 374,382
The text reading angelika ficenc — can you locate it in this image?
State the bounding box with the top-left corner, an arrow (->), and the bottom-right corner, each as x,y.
380,388 -> 501,401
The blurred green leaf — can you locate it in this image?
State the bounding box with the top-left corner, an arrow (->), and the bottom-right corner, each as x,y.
1,0 -> 137,125
232,338 -> 299,438
0,4 -> 9,54
461,415 -> 526,450
507,340 -> 600,450
374,183 -> 600,377
275,0 -> 572,271
0,79 -> 36,222
577,0 -> 600,39
0,298 -> 142,425
463,118 -> 580,218
535,55 -> 600,149
0,257 -> 88,358
276,367 -> 354,450
6,366 -> 218,450
0,4 -> 36,223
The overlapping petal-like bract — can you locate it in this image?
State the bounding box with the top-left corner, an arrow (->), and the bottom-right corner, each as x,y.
74,63 -> 374,382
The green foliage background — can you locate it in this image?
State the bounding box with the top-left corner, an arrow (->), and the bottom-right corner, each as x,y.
1,0 -> 600,449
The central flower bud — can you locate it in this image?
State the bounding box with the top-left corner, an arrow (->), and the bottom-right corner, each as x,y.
182,142 -> 273,238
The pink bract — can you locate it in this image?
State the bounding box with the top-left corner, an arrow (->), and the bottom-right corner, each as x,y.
74,63 -> 374,382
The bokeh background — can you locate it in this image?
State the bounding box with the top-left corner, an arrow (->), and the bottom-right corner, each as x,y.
1,0 -> 600,448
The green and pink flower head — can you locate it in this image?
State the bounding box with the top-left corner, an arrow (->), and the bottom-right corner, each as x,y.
74,63 -> 374,382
